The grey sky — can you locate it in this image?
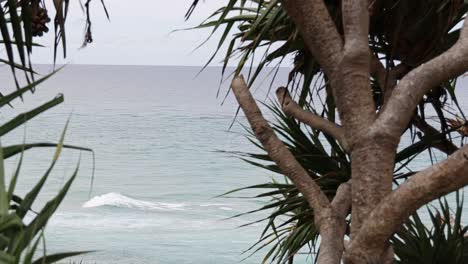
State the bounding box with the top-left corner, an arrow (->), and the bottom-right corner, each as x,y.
32,0 -> 223,66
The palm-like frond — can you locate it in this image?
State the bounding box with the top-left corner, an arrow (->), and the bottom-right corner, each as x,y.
0,1 -> 104,262
0,0 -> 108,86
0,74 -> 95,263
393,192 -> 468,264
222,103 -> 349,263
224,99 -> 468,262
188,1 -> 468,262
188,0 -> 468,110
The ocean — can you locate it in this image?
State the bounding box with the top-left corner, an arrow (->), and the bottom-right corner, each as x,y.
0,65 -> 294,264
0,65 -> 466,264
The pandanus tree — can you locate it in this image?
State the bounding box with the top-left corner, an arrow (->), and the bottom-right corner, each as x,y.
188,0 -> 468,263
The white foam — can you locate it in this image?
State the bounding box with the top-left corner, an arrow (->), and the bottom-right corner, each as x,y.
83,192 -> 185,211
199,203 -> 227,207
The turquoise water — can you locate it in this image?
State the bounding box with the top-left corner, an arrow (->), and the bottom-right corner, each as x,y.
0,65 -> 466,264
0,65 -> 292,264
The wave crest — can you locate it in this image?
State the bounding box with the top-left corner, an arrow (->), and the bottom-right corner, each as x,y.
83,192 -> 185,210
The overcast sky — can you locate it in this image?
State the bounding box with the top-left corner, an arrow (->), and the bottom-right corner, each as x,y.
32,0 -> 224,66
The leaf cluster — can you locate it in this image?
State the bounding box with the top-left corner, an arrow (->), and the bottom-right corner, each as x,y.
0,1 -> 104,262
0,74 -> 93,263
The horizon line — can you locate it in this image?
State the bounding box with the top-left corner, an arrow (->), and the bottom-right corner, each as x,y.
30,63 -> 292,69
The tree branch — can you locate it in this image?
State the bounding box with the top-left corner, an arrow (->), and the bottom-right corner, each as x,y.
331,181 -> 351,222
345,145 -> 468,262
231,76 -> 330,213
370,56 -> 410,101
371,60 -> 409,109
412,116 -> 458,155
338,0 -> 375,145
375,21 -> 468,141
317,181 -> 352,264
331,181 -> 351,239
340,0 -> 393,241
383,63 -> 410,105
370,55 -> 389,93
281,0 -> 343,79
313,181 -> 352,264
232,76 -> 345,264
276,87 -> 349,151
370,56 -> 411,107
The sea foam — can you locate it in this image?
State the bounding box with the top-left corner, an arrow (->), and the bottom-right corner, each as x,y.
83,192 -> 185,210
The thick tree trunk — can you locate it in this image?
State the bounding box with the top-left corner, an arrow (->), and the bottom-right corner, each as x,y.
230,0 -> 468,263
350,138 -> 396,235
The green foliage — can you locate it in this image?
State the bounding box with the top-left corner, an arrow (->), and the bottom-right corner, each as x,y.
0,0 -> 107,83
188,0 -> 467,83
0,0 -> 103,262
222,98 -> 466,263
188,1 -> 468,262
393,192 -> 468,264
188,0 -> 468,126
0,82 -> 93,263
222,103 -> 347,263
189,0 -> 307,101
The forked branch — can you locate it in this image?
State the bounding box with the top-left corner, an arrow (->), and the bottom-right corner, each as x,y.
376,21 -> 468,140
345,145 -> 468,262
370,56 -> 409,105
276,87 -> 349,151
231,76 -> 330,213
232,76 -> 348,264
337,0 -> 375,145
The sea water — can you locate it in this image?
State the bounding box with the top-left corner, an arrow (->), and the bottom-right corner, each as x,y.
0,65 -> 295,264
0,65 -> 466,264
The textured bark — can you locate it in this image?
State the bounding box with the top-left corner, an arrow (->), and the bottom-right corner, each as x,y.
278,0 -> 395,262
317,209 -> 348,264
276,87 -> 349,151
281,0 -> 343,79
338,0 -> 375,145
231,76 -> 330,212
344,145 -> 468,263
331,181 -> 352,239
376,24 -> 468,140
349,136 -> 397,235
232,76 -> 348,264
231,1 -> 468,263
339,2 -> 395,244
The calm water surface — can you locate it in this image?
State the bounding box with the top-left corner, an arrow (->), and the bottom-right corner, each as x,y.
0,65 -> 293,264
0,65 -> 466,264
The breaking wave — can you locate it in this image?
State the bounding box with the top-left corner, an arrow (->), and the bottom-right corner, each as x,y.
83,192 -> 185,211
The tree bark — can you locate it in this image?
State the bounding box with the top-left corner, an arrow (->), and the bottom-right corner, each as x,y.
344,145 -> 468,263
276,87 -> 349,151
231,76 -> 330,212
281,0 -> 342,79
376,24 -> 468,140
230,1 -> 468,263
232,76 -> 349,264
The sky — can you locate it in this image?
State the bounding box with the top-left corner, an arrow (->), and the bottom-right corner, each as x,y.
32,0 -> 225,66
